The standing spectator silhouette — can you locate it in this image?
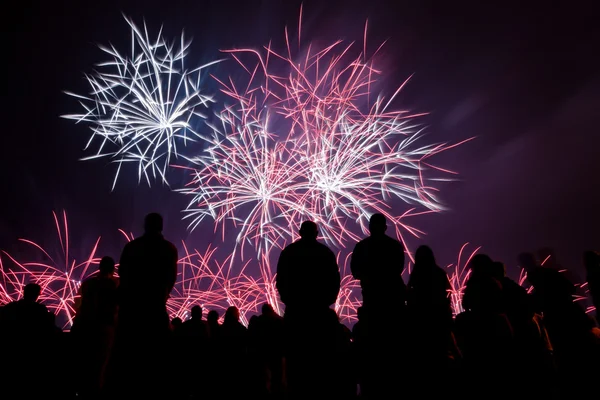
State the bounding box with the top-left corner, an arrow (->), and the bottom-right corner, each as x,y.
221,306 -> 249,398
406,245 -> 455,396
248,303 -> 285,398
276,220 -> 340,399
105,212 -> 177,398
350,213 -> 407,399
72,256 -> 119,397
0,283 -> 54,397
455,273 -> 517,400
351,213 -> 406,316
0,283 -> 51,336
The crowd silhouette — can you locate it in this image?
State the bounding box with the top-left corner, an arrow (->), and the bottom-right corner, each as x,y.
0,212 -> 598,399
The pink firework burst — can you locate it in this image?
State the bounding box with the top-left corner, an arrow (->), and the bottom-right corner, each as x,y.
0,211 -> 362,327
0,211 -> 101,329
180,10 -> 472,273
445,243 -> 481,316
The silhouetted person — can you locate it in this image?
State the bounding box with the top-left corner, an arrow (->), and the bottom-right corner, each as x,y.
206,309 -> 222,340
455,275 -> 517,399
248,303 -> 285,398
351,213 -> 406,317
492,260 -> 557,397
406,245 -> 454,396
1,283 -> 51,335
105,213 -> 178,398
520,252 -> 598,398
277,221 -> 340,313
462,253 -> 496,312
204,309 -> 223,399
584,250 -> 600,321
221,306 -> 249,398
179,305 -> 209,399
72,256 -> 119,397
350,213 -> 406,399
408,245 -> 452,324
276,221 -> 341,399
0,283 -> 53,396
518,251 -> 575,312
181,305 -> 208,339
171,316 -> 183,332
74,256 -> 119,328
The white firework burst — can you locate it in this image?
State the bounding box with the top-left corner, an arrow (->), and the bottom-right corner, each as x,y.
63,15 -> 221,189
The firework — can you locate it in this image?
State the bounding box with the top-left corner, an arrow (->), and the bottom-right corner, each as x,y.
0,211 -> 362,327
180,12 -> 471,272
0,211 -> 101,329
444,243 -> 481,316
62,15 -> 220,189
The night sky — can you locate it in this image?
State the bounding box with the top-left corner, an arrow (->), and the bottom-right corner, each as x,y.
3,0 -> 599,284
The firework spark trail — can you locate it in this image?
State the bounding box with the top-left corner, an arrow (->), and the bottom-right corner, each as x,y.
0,211 -> 362,327
62,15 -> 220,189
445,243 -> 481,316
181,13 -> 472,281
0,211 -> 101,329
1,214 -> 593,328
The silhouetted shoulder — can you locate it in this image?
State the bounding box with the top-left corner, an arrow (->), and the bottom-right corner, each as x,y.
316,241 -> 335,255
384,234 -> 403,246
122,238 -> 140,251
167,240 -> 178,252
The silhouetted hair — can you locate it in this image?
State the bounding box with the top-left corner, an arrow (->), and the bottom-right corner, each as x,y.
491,261 -> 506,280
368,213 -> 387,235
464,274 -> 504,313
99,256 -> 116,275
23,283 -> 41,301
171,317 -> 183,326
207,310 -> 219,323
415,245 -> 436,266
144,212 -> 163,234
224,306 -> 240,323
518,252 -> 538,269
299,221 -> 318,240
468,253 -> 494,277
261,303 -> 275,315
191,305 -> 202,319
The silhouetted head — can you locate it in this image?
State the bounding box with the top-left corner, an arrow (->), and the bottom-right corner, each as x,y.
415,245 -> 436,267
224,306 -> 240,323
518,252 -> 538,271
326,308 -> 339,323
207,310 -> 219,324
299,221 -> 318,240
23,283 -> 41,302
491,261 -> 506,280
99,256 -> 116,276
261,303 -> 275,316
464,275 -> 503,313
191,305 -> 202,319
368,213 -> 387,236
356,306 -> 364,321
144,213 -> 163,234
468,253 -> 494,278
171,317 -> 182,328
